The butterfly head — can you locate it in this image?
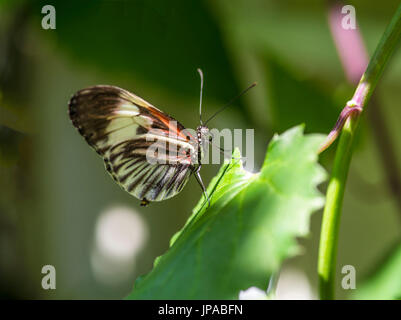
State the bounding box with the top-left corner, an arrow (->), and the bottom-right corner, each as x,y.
196,125 -> 213,145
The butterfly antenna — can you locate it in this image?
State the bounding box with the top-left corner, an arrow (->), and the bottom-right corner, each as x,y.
204,82 -> 257,126
197,68 -> 204,125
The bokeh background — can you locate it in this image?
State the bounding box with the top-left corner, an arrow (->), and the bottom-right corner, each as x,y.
1,0 -> 401,299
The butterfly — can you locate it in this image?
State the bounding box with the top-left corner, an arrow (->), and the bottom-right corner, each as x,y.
68,69 -> 255,207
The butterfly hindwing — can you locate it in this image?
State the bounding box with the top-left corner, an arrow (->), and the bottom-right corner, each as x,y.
68,85 -> 196,203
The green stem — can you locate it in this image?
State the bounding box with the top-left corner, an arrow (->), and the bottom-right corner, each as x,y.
318,3 -> 401,300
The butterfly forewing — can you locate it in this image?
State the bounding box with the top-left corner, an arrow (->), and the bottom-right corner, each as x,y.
68,85 -> 197,204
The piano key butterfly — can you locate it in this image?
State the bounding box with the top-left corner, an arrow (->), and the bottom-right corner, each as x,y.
68,69 -> 255,207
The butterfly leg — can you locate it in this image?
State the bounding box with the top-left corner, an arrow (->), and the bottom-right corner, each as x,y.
194,166 -> 210,208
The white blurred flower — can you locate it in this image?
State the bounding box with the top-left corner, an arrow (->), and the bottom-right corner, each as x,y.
239,286 -> 268,300
91,205 -> 148,286
275,267 -> 315,300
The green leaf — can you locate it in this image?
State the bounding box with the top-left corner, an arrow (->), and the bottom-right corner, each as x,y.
127,125 -> 326,299
352,241 -> 401,300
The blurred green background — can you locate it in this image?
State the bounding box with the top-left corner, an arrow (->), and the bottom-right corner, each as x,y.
1,0 -> 401,299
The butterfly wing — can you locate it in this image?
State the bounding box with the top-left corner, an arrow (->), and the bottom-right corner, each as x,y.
68,85 -> 196,203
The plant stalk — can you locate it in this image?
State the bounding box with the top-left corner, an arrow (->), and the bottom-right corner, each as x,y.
318,2 -> 401,300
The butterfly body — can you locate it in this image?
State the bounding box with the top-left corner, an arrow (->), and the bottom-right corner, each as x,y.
68,85 -> 209,205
